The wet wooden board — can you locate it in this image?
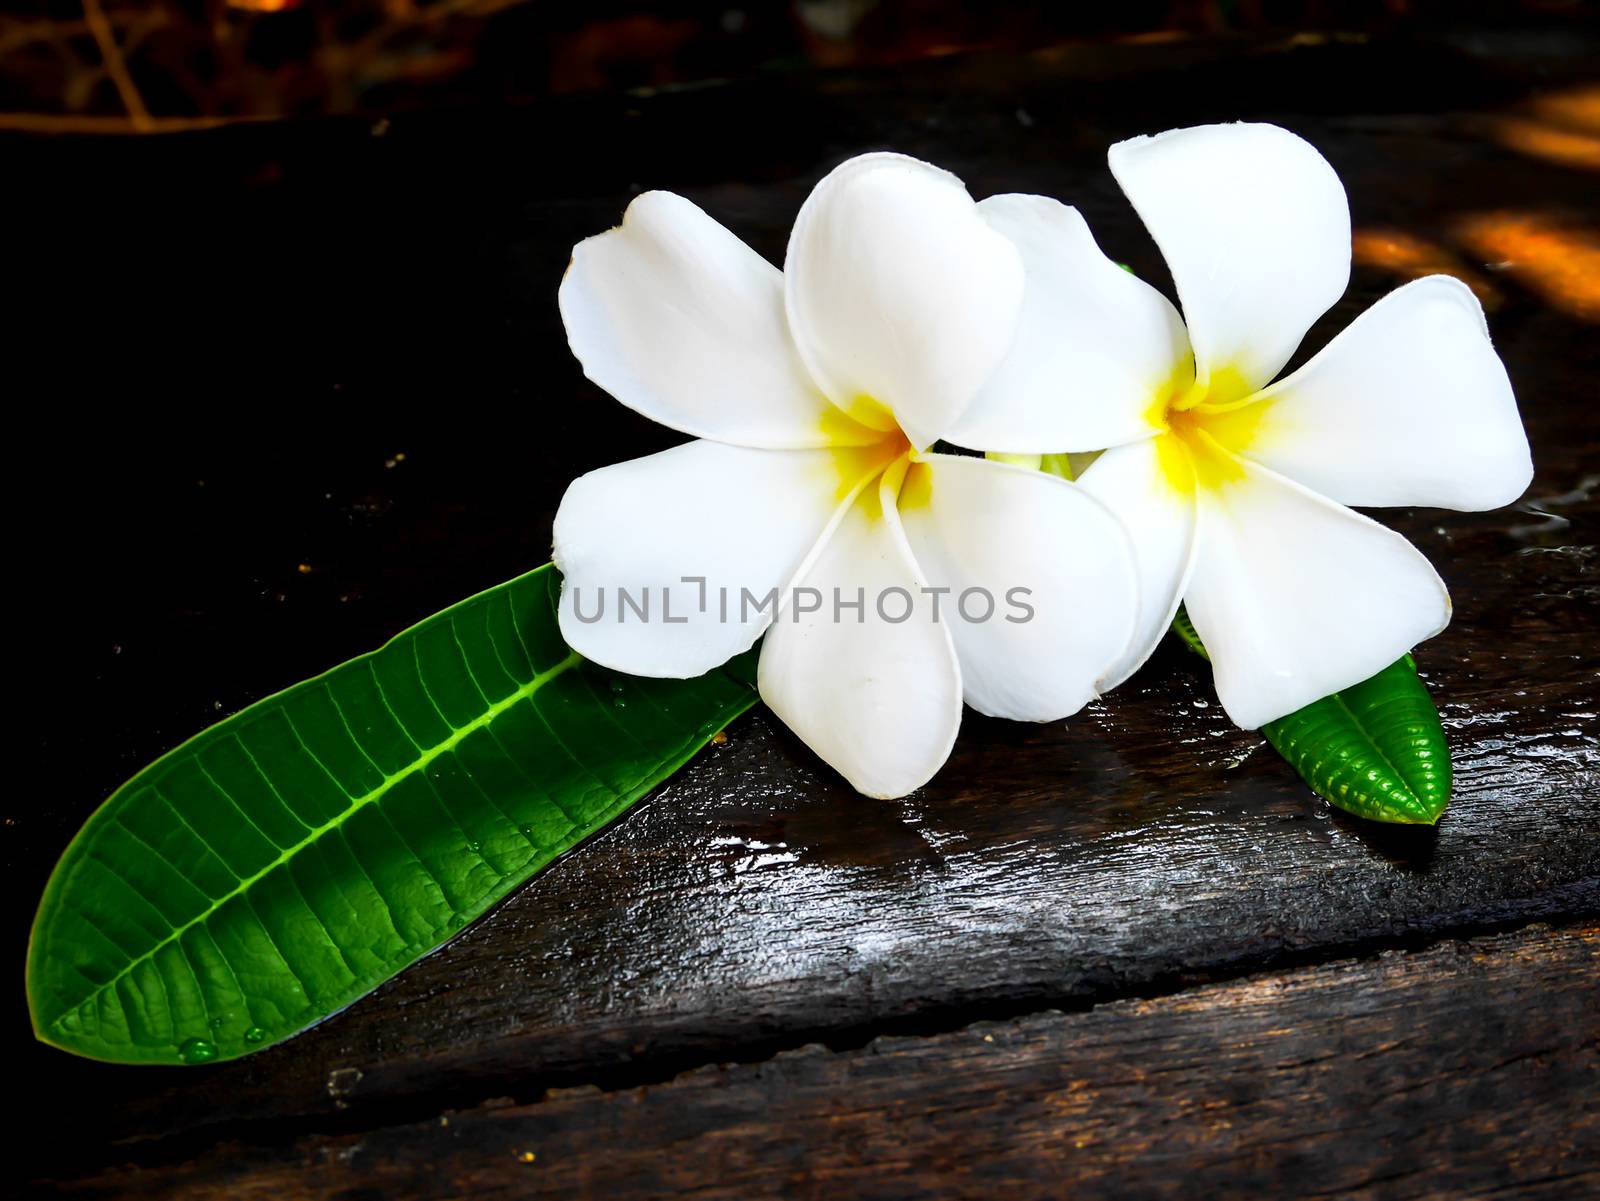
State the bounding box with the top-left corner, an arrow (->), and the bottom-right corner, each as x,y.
9,24 -> 1599,1196
42,924 -> 1600,1199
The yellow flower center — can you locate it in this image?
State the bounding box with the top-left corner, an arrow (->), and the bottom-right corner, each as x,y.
819,396 -> 920,520
1146,361 -> 1268,495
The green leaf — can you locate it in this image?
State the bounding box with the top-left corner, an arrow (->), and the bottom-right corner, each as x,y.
29,565 -> 757,1065
1039,453 -> 1076,481
1170,605 -> 1209,660
1171,606 -> 1451,824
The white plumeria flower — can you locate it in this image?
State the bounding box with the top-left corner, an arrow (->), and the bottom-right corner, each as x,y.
553,153 -> 1140,798
944,123 -> 1532,730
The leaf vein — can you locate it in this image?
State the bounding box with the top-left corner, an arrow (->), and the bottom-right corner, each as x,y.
149,790 -> 242,883
278,710 -> 361,801
41,653 -> 580,1034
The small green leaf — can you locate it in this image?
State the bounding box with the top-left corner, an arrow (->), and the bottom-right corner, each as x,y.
1171,605 -> 1208,660
1039,453 -> 1076,481
1171,606 -> 1451,824
984,451 -> 1044,471
29,565 -> 757,1065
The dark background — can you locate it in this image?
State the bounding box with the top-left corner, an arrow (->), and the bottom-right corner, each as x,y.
2,0 -> 1591,129
7,2 -> 1597,1195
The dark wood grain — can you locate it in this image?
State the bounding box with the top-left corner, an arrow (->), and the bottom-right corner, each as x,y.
37,923 -> 1599,1199
8,23 -> 1598,1196
48,667 -> 1596,1154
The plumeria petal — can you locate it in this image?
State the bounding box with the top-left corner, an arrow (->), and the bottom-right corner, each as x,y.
560,190 -> 878,449
1238,275 -> 1533,510
1185,453 -> 1452,730
757,464 -> 963,798
1075,436 -> 1198,691
896,454 -> 1139,721
1109,123 -> 1351,399
784,153 -> 1026,451
554,438 -> 895,678
947,195 -> 1189,453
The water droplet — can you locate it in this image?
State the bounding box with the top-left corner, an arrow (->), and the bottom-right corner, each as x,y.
209,1016 -> 225,1029
518,824 -> 535,839
449,915 -> 465,930
244,1026 -> 267,1044
327,1066 -> 364,1098
179,1037 -> 218,1065
613,697 -> 628,709
466,841 -> 482,853
608,678 -> 625,694
1192,699 -> 1210,709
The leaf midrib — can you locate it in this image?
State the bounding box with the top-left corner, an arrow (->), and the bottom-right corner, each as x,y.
1328,684 -> 1423,811
42,650 -> 583,1032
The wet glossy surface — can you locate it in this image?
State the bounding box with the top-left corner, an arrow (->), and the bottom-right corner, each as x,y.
50,924 -> 1600,1199
9,24 -> 1599,1194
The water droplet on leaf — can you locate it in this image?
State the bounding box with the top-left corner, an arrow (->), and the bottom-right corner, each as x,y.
466,841 -> 481,853
179,1037 -> 218,1064
244,1026 -> 267,1044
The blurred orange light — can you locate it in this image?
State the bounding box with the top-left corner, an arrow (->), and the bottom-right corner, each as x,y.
1492,117 -> 1600,172
1351,228 -> 1500,308
1454,212 -> 1600,323
227,0 -> 299,11
1526,85 -> 1600,135
1491,85 -> 1600,171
